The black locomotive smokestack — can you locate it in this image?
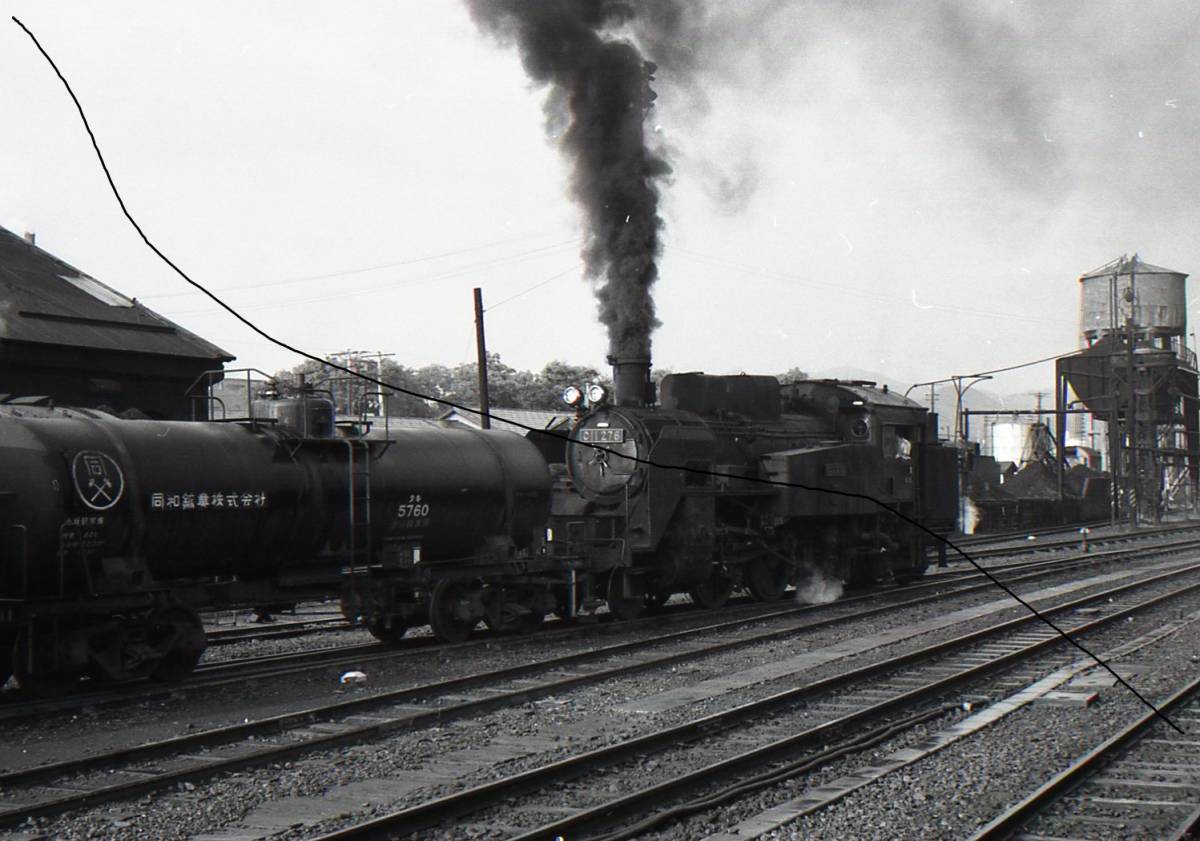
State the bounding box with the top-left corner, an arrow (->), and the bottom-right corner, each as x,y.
609,354 -> 652,407
465,1 -> 670,367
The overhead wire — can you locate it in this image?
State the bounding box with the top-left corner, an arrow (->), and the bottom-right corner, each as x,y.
671,246 -> 1079,328
11,15 -> 1182,734
158,238 -> 579,317
138,230 -> 579,301
486,262 -> 583,310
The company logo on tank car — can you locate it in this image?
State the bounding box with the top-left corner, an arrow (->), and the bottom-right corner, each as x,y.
71,451 -> 125,511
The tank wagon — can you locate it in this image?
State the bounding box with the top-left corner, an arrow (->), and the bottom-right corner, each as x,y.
0,390 -> 550,687
0,364 -> 958,688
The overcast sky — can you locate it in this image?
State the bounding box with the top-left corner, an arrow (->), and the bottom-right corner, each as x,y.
3,2 -> 1198,401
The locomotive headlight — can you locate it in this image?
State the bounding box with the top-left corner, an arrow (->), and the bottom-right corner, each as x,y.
561,385 -> 583,407
586,383 -> 608,405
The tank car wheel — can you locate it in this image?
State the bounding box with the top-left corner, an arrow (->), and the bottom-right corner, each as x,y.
689,573 -> 734,610
606,569 -> 645,621
149,608 -> 207,683
11,629 -> 76,692
0,629 -> 14,688
429,580 -> 477,644
488,610 -> 545,635
643,590 -> 671,612
746,559 -> 789,602
483,600 -> 545,635
366,619 -> 409,645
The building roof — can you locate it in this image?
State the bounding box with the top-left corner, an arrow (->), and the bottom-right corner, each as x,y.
438,407 -> 570,436
1080,254 -> 1187,281
0,226 -> 233,360
385,416 -> 445,429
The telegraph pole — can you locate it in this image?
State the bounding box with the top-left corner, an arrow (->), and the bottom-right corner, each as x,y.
474,287 -> 491,429
329,350 -> 394,418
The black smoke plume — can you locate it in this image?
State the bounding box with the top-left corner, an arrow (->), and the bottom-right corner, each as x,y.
465,0 -> 672,359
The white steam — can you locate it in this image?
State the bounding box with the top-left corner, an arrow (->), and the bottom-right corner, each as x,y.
795,571 -> 844,605
962,498 -> 980,535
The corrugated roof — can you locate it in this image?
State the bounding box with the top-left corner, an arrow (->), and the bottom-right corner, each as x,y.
1080,254 -> 1187,280
386,417 -> 446,429
440,407 -> 569,436
0,226 -> 232,360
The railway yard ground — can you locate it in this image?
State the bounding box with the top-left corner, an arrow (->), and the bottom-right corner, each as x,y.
3,522 -> 1200,841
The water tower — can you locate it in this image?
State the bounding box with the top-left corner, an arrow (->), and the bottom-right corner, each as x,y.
1057,254 -> 1199,524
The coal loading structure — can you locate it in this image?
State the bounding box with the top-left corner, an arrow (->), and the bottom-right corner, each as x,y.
1056,255 -> 1200,524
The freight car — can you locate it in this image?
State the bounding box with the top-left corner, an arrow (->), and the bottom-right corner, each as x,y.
0,363 -> 957,689
0,390 -> 552,688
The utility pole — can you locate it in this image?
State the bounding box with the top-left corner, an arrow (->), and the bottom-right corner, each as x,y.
1126,315 -> 1138,525
329,350 -> 394,418
473,287 -> 491,430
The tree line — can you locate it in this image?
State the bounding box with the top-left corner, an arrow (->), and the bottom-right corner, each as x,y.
277,356 -> 808,418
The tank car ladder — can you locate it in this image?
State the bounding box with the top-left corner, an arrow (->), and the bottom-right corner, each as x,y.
347,438 -> 373,572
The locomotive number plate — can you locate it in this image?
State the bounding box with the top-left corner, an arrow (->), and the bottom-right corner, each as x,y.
579,428 -> 626,444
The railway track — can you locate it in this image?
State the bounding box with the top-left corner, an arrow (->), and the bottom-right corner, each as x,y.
298,558 -> 1200,839
2,527 -> 1194,729
971,674 -> 1200,841
3,528 -> 1198,728
943,521 -> 1200,561
203,615 -> 351,646
950,518 -> 1111,548
4,543 -> 1200,833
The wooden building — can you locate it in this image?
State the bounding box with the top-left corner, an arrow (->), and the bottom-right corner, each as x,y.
0,226 -> 232,419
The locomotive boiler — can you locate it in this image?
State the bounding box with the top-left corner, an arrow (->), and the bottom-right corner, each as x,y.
0,390 -> 550,687
549,358 -> 958,618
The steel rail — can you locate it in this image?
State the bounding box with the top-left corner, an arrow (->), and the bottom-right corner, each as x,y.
507,577 -> 1200,841
969,675 -> 1200,840
3,532 -> 1196,729
205,616 -> 351,645
949,518 -> 1111,547
303,564 -> 1200,840
4,549 -> 1198,828
957,522 -> 1200,560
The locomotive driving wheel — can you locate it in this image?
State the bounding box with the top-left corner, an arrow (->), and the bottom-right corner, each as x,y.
745,558 -> 789,602
606,568 -> 645,621
689,570 -> 734,609
366,618 -> 409,645
0,628 -> 13,688
429,579 -> 477,644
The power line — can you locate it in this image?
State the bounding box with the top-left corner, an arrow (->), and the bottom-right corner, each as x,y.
139,230 -> 578,300
486,263 -> 583,310
671,246 -> 1078,328
159,239 -> 578,317
12,15 -> 1181,735
911,350 -> 1083,392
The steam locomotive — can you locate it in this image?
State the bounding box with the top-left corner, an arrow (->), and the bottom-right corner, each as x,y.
0,361 -> 957,688
548,358 -> 958,620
